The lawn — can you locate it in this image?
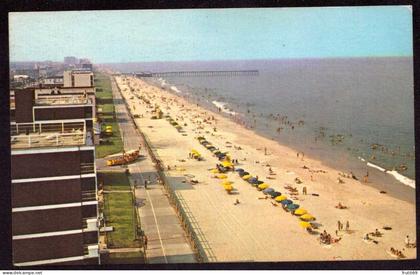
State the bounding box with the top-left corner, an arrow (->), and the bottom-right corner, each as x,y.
102,251 -> 145,264
101,171 -> 138,248
98,171 -> 131,191
95,72 -> 124,158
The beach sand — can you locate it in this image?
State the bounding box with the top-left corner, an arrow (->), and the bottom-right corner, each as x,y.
114,75 -> 416,262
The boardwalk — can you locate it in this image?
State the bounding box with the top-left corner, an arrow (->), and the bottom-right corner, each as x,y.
110,77 -> 196,264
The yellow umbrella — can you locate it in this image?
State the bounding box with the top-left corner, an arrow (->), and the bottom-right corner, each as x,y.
191,149 -> 200,155
242,174 -> 252,180
294,208 -> 308,216
222,180 -> 233,185
221,161 -> 233,168
216,174 -> 228,179
275,195 -> 287,202
176,167 -> 186,171
300,214 -> 315,221
223,184 -> 233,191
299,221 -> 312,229
210,168 -> 219,174
258,183 -> 269,190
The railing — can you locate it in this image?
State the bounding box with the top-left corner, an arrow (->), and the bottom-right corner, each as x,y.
10,132 -> 85,149
82,191 -> 97,201
10,120 -> 87,149
35,95 -> 93,105
81,162 -> 95,174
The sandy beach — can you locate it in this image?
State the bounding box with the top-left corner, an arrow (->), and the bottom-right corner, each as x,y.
114,75 -> 416,262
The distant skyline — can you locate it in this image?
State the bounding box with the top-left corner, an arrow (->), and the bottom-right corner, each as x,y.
9,6 -> 413,63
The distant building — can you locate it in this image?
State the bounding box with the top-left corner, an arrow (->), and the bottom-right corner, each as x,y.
64,56 -> 78,65
63,70 -> 94,88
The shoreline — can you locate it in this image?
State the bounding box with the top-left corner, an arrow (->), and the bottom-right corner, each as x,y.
149,78 -> 416,204
115,75 -> 416,261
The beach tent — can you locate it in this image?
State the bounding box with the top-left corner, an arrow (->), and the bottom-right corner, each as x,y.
294,208 -> 308,216
287,204 -> 300,211
216,174 -> 228,179
280,199 -> 293,205
236,168 -> 245,173
242,174 -> 252,180
262,188 -> 275,195
270,191 -> 282,198
300,214 -> 315,221
275,195 -> 287,202
299,221 -> 312,229
258,183 -> 269,190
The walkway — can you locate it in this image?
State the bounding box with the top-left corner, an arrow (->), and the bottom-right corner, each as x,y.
110,77 -> 196,264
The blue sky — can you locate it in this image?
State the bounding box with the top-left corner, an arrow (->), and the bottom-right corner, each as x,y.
9,6 -> 412,63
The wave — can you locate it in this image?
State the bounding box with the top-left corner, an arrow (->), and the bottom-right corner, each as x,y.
212,100 -> 237,116
358,157 -> 415,189
170,86 -> 182,93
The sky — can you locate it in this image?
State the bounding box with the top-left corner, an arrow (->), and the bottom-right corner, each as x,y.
9,6 -> 413,63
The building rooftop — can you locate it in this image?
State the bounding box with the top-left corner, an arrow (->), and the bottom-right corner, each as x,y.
11,120 -> 92,150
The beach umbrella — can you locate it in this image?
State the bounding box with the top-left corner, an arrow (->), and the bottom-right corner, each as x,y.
287,204 -> 300,211
262,188 -> 275,195
256,180 -> 264,185
280,199 -> 293,205
294,208 -> 308,216
210,168 -> 219,174
299,221 -> 312,229
223,184 -> 233,192
222,180 -> 233,185
236,168 -> 245,173
258,183 -> 269,190
270,191 -> 282,198
191,149 -> 200,155
242,174 -> 252,180
197,137 -> 205,140
238,171 -> 249,177
248,177 -> 258,183
274,195 -> 287,202
221,161 -> 233,168
214,150 -> 221,155
216,174 -> 228,179
205,144 -> 213,148
300,214 -> 315,221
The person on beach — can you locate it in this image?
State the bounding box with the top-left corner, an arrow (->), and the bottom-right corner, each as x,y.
346,221 -> 350,231
337,221 -> 342,231
144,180 -> 148,189
364,171 -> 369,183
405,235 -> 410,247
302,186 -> 307,195
297,152 -> 299,158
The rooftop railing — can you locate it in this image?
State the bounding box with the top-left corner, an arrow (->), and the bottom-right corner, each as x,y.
10,120 -> 88,149
35,95 -> 93,106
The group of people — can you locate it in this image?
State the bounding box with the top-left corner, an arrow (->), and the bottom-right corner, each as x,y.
337,220 -> 350,231
389,247 -> 405,258
320,230 -> 341,245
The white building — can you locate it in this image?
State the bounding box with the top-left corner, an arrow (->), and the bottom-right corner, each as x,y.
63,70 -> 94,88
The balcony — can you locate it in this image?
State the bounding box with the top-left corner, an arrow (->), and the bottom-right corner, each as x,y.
35,95 -> 93,106
10,120 -> 89,149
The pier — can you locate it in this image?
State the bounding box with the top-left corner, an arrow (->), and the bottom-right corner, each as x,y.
135,70 -> 259,78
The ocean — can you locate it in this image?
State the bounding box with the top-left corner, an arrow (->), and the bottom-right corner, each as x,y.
105,57 -> 415,200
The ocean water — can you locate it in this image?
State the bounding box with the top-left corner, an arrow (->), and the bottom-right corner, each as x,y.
106,57 -> 415,193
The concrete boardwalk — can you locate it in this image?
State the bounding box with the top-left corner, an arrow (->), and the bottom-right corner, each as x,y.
110,77 -> 196,264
